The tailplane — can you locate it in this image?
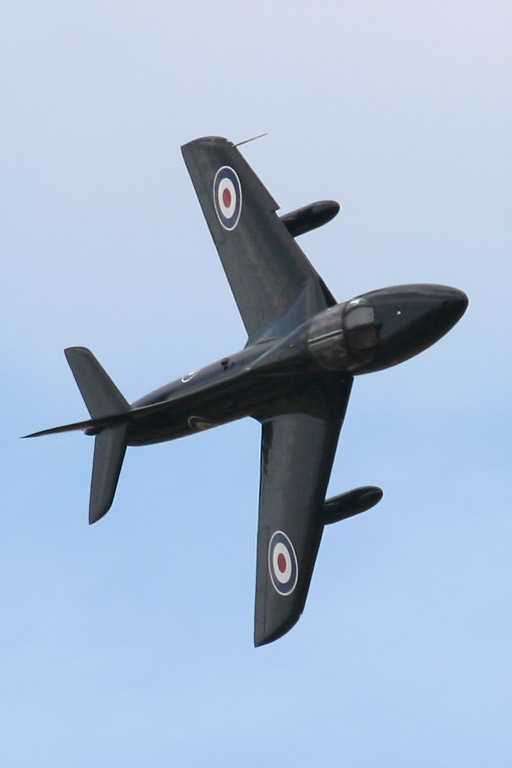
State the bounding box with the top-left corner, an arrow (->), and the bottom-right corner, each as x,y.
32,347 -> 130,524
62,348 -> 130,524
64,347 -> 129,418
63,347 -> 130,524
88,422 -> 128,524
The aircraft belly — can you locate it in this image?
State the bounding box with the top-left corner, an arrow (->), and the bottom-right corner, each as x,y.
127,405 -> 243,446
126,373 -> 299,446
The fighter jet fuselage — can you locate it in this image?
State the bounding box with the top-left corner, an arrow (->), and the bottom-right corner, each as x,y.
126,283 -> 466,447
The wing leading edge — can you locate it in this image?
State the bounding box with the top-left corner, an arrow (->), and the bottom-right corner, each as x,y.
181,136 -> 336,342
254,376 -> 353,646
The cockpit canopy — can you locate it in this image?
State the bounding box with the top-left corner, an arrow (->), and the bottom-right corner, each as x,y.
308,284 -> 468,374
343,298 -> 379,352
307,298 -> 379,371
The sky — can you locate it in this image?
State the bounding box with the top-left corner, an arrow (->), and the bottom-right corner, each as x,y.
1,1 -> 511,766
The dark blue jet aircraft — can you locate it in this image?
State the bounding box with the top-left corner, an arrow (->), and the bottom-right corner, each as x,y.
26,136 -> 468,646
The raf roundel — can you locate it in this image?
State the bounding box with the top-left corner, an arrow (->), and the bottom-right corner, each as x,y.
213,166 -> 242,230
268,531 -> 298,596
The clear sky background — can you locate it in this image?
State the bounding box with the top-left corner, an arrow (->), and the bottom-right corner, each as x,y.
1,2 -> 511,766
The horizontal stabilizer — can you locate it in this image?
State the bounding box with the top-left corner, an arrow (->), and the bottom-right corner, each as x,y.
89,423 -> 128,523
25,347 -> 132,523
64,347 -> 129,418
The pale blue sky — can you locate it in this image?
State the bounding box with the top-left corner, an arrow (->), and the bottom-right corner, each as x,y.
1,2 -> 511,766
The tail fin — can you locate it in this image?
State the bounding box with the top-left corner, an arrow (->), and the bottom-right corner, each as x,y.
65,347 -> 130,524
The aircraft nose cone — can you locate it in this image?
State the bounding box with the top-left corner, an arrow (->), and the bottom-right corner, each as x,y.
415,285 -> 468,342
376,284 -> 468,344
437,286 -> 469,328
356,284 -> 468,373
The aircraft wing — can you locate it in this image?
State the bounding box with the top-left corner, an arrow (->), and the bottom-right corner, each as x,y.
181,136 -> 336,342
254,375 -> 353,646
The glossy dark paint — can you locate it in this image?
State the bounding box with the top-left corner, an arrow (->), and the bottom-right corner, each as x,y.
121,282 -> 467,448
280,200 -> 340,237
27,135 -> 468,646
323,486 -> 384,524
357,284 -> 470,373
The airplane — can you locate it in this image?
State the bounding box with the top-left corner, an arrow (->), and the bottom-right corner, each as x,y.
25,136 -> 468,646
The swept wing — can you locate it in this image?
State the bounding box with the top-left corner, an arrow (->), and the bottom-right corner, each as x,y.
181,136 -> 336,341
254,376 -> 353,646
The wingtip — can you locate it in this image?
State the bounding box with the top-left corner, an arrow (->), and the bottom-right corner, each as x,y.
181,135 -> 233,152
254,613 -> 302,648
89,506 -> 110,525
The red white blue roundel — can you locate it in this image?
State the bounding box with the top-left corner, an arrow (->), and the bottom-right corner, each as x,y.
268,531 -> 298,596
213,166 -> 242,230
